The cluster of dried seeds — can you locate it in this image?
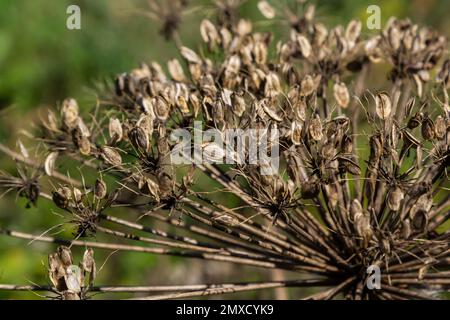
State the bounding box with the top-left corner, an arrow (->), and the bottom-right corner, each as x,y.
0,1 -> 449,300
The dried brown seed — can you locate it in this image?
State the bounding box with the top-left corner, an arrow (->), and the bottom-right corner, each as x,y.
291,121 -> 303,145
434,115 -> 446,139
94,179 -> 107,199
387,186 -> 404,211
61,98 -> 79,129
297,34 -> 312,58
300,75 -> 315,96
109,118 -> 123,143
129,126 -> 149,154
168,59 -> 185,82
421,115 -> 435,140
333,82 -> 350,108
180,46 -> 201,64
257,1 -> 275,19
200,19 -> 219,45
309,114 -> 323,141
44,151 -> 59,176
57,246 -> 73,267
52,186 -> 71,209
375,92 -> 392,120
100,146 -> 122,167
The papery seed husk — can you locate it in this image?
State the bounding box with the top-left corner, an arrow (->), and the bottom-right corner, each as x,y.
300,75 -> 315,96
401,219 -> 411,239
100,146 -> 122,167
387,186 -> 404,211
297,34 -> 312,58
333,82 -> 350,108
45,151 -> 59,176
168,59 -> 185,82
129,127 -> 149,154
94,179 -> 107,199
257,1 -> 275,19
291,121 -> 303,145
109,118 -> 123,143
57,246 -> 73,267
421,115 -> 435,140
309,114 -> 323,141
434,115 -> 446,139
375,92 -> 392,120
61,98 -> 79,129
180,46 -> 201,64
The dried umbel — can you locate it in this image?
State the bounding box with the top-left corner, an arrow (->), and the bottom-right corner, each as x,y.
0,1 -> 449,300
47,246 -> 96,300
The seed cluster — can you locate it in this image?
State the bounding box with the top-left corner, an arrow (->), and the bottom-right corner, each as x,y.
0,1 -> 449,300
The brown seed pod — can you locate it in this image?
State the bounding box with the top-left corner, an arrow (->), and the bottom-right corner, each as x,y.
375,92 -> 392,120
333,82 -> 350,108
421,114 -> 435,140
434,115 -> 446,139
401,219 -> 411,239
180,46 -> 201,64
44,151 -> 59,176
296,34 -> 312,58
387,186 -> 404,211
407,112 -> 423,129
109,118 -> 123,143
61,98 -> 79,130
52,186 -> 72,209
94,179 -> 107,199
57,246 -> 73,267
257,1 -> 275,19
291,121 -> 303,145
168,59 -> 185,82
129,126 -> 149,154
300,75 -> 316,97
309,114 -> 323,141
100,146 -> 122,167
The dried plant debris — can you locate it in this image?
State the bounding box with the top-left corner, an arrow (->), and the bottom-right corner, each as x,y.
0,1 -> 449,300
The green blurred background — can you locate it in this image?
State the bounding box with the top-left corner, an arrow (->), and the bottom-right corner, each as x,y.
0,0 -> 449,299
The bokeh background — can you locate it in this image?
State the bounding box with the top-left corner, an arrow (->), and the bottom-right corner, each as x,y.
0,0 -> 449,299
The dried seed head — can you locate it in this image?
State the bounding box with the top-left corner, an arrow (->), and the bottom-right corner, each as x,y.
375,92 -> 392,120
387,186 -> 404,211
100,146 -> 122,167
257,1 -> 275,19
94,178 -> 107,199
109,118 -> 123,143
333,82 -> 350,108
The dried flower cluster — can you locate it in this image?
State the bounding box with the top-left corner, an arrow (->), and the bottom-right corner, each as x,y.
0,1 -> 449,300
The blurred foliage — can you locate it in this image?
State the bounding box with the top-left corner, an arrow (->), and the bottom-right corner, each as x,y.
0,0 -> 449,299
